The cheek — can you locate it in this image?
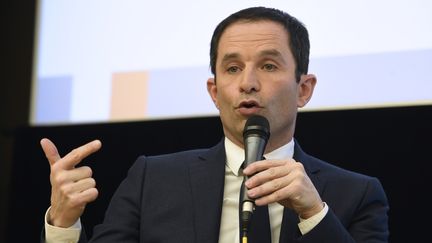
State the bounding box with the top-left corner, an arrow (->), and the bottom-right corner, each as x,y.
216,85 -> 235,104
266,87 -> 299,128
272,85 -> 296,102
267,86 -> 298,114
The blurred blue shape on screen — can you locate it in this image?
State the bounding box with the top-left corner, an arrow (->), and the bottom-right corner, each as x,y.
36,76 -> 72,123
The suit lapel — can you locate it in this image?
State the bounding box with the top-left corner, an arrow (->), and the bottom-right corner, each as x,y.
188,140 -> 226,243
279,142 -> 328,242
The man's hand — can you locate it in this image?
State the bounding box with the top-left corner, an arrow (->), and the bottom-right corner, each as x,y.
243,159 -> 323,219
41,138 -> 102,228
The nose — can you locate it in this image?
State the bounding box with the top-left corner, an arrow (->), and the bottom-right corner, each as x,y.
240,67 -> 260,94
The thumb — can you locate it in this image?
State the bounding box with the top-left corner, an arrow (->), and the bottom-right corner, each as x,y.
40,138 -> 61,166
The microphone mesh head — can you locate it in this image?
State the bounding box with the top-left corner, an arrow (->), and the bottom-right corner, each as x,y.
243,115 -> 270,139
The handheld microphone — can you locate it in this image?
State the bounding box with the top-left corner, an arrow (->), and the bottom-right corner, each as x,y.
240,115 -> 270,242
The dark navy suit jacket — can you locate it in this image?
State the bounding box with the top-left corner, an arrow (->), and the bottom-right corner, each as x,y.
56,140 -> 390,242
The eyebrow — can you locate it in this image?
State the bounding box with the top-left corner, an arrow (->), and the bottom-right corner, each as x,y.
258,49 -> 286,64
220,52 -> 241,65
220,49 -> 287,65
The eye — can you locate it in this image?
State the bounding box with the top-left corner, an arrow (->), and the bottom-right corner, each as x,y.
227,66 -> 241,74
262,63 -> 277,72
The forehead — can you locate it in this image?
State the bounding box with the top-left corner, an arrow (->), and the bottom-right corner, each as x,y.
217,20 -> 291,57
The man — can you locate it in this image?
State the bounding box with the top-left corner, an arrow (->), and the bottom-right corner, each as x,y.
42,6 -> 389,243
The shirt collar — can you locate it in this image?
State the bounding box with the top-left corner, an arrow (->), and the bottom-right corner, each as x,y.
224,137 -> 295,176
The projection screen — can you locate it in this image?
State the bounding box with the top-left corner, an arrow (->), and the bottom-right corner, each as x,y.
31,0 -> 432,125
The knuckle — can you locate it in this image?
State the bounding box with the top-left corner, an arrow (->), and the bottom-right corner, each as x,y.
70,149 -> 82,161
268,167 -> 276,177
246,164 -> 256,174
253,174 -> 263,185
82,166 -> 93,177
75,197 -> 86,206
255,185 -> 264,195
292,169 -> 303,180
272,190 -> 282,201
248,175 -> 257,185
59,184 -> 72,195
65,192 -> 74,202
68,194 -> 83,208
294,162 -> 304,170
272,180 -> 281,190
50,161 -> 61,171
88,188 -> 99,201
53,173 -> 67,185
90,187 -> 98,195
68,199 -> 80,208
88,178 -> 96,187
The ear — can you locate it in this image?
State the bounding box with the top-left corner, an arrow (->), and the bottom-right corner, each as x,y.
207,77 -> 219,109
297,74 -> 317,108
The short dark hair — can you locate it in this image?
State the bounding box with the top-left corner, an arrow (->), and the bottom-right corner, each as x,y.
210,6 -> 310,82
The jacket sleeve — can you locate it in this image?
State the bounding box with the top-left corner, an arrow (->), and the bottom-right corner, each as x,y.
293,177 -> 389,243
88,157 -> 147,243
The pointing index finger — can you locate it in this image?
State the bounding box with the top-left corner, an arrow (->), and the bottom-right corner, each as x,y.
59,140 -> 102,169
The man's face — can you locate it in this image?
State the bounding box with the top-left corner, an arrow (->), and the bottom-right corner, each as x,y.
207,20 -> 316,151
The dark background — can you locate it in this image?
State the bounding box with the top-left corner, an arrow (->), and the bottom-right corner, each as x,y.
1,1 -> 431,242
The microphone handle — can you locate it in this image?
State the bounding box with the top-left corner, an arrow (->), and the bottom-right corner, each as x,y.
240,136 -> 266,241
240,177 -> 254,240
241,135 -> 267,210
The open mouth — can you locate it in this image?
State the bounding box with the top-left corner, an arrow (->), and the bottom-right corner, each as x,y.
237,100 -> 262,115
239,100 -> 260,109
